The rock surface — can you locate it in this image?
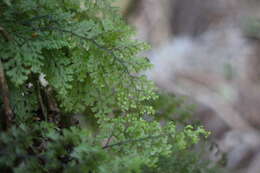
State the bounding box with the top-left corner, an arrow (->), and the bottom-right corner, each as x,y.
125,0 -> 260,172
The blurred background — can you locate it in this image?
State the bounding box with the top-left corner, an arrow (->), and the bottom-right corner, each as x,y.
115,0 -> 260,172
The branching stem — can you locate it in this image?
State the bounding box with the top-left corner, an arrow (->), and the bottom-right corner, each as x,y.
102,133 -> 169,149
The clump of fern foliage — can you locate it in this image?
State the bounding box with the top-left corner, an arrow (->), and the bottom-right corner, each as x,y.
0,0 -> 208,172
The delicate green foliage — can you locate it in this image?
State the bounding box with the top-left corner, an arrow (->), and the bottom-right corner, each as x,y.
0,0 -> 212,172
149,92 -> 195,124
142,144 -> 226,173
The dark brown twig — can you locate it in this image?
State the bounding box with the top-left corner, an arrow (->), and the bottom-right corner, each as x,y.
103,132 -> 114,149
0,27 -> 11,42
0,60 -> 13,129
44,87 -> 61,124
0,60 -> 13,128
0,26 -> 13,130
37,82 -> 48,121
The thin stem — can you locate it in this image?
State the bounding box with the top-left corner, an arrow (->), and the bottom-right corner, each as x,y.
37,82 -> 48,121
102,133 -> 169,149
0,60 -> 13,130
0,26 -> 13,130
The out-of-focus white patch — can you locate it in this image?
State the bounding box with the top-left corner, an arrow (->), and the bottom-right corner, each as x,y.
39,73 -> 48,87
146,37 -> 193,82
147,27 -> 252,88
27,82 -> 33,88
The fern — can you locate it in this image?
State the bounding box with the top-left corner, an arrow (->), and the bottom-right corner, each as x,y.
0,0 -> 209,172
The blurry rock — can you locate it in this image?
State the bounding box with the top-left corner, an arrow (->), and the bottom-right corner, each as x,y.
147,28 -> 254,130
235,85 -> 260,129
128,0 -> 240,46
171,0 -> 238,37
247,151 -> 260,173
127,0 -> 260,171
218,130 -> 260,170
127,0 -> 172,46
193,105 -> 230,139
